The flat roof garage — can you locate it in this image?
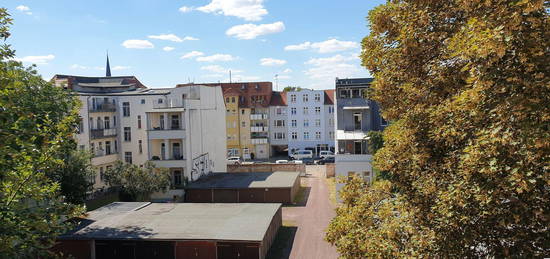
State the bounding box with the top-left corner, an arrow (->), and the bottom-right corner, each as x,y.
184,172 -> 301,204
55,202 -> 282,259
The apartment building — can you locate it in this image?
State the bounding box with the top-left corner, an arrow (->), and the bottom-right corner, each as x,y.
52,72 -> 226,201
334,78 -> 387,190
286,89 -> 336,156
268,91 -> 288,156
178,82 -> 273,160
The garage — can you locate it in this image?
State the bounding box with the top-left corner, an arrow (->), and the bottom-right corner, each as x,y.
185,171 -> 301,204
56,202 -> 282,259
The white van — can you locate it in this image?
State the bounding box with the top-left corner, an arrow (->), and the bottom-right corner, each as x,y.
290,150 -> 313,160
319,150 -> 335,159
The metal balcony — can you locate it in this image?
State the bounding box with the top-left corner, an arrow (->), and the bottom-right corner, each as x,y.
89,103 -> 116,113
90,128 -> 117,139
251,126 -> 269,132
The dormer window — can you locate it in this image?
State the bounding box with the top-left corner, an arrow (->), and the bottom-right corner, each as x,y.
158,98 -> 164,104
255,84 -> 259,89
241,84 -> 246,90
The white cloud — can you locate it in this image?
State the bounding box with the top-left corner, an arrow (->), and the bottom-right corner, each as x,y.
260,58 -> 286,66
282,68 -> 292,73
178,6 -> 193,13
70,64 -> 88,70
180,51 -> 204,59
285,39 -> 359,53
197,0 -> 267,21
304,54 -> 362,80
202,74 -> 224,78
148,34 -> 183,42
201,65 -> 243,74
183,36 -> 199,41
226,22 -> 285,40
112,66 -> 131,71
277,75 -> 291,80
163,46 -> 175,52
15,54 -> 55,65
196,54 -> 236,62
15,5 -> 32,15
121,39 -> 154,49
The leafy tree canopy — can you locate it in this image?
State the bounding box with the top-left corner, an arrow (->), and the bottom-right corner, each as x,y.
0,8 -> 84,257
282,86 -> 303,92
327,0 -> 549,257
103,161 -> 171,202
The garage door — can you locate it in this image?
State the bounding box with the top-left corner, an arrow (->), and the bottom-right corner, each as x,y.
185,189 -> 213,203
238,189 -> 265,203
95,240 -> 135,259
217,242 -> 259,259
265,188 -> 291,204
176,241 -> 216,259
135,241 -> 174,259
95,240 -> 174,259
213,189 -> 238,203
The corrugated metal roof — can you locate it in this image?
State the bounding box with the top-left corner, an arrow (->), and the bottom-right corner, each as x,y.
61,203 -> 280,242
186,171 -> 300,189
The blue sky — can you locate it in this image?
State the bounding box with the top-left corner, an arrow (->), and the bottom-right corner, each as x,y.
4,0 -> 384,89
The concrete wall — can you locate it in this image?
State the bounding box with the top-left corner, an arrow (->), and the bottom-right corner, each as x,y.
326,163 -> 335,178
227,163 -> 305,174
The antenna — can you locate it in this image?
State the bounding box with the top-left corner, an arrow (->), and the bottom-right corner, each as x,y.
274,74 -> 279,91
229,70 -> 232,83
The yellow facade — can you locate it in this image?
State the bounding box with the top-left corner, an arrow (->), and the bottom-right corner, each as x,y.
225,96 -> 253,159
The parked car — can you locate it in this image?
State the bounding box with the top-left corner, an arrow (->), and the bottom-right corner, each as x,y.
317,156 -> 335,165
289,150 -> 313,160
319,150 -> 335,159
292,160 -> 303,164
301,157 -> 315,165
226,156 -> 242,165
275,160 -> 289,164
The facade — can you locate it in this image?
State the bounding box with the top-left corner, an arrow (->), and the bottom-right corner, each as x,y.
56,202 -> 282,259
178,82 -> 273,160
286,89 -> 336,156
52,73 -> 227,201
268,91 -> 288,156
334,78 -> 387,192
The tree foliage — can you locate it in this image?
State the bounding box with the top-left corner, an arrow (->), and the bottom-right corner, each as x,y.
46,149 -> 95,204
282,86 -> 303,92
103,161 -> 171,202
0,8 -> 84,257
327,0 -> 549,257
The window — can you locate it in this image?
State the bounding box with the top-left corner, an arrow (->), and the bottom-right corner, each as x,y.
316,132 -> 321,139
352,89 -> 361,98
291,120 -> 297,127
173,170 -> 182,187
303,107 -> 308,115
124,152 -> 132,164
381,116 -> 388,126
77,117 -> 84,134
122,102 -> 130,117
275,120 -> 285,127
90,143 -> 95,154
276,108 -> 284,115
89,117 -> 93,130
99,167 -> 104,182
113,116 -> 117,127
114,140 -> 118,152
304,119 -> 309,127
291,108 -> 297,115
304,132 -> 310,140
137,115 -> 142,129
226,97 -> 230,103
315,93 -> 321,102
104,116 -> 110,129
273,132 -> 285,140
124,127 -> 131,141
353,112 -> 362,130
98,142 -> 103,154
315,119 -> 321,127
329,131 -> 334,139
79,145 -> 85,150
141,99 -> 145,104
339,89 -> 350,99
232,97 -> 235,103
138,140 -> 143,154
347,171 -> 356,180
241,109 -> 245,115
291,132 -> 298,139
171,115 -> 180,129
315,107 -> 321,114
329,106 -> 334,113
105,141 -> 111,155
241,121 -> 246,127
329,118 -> 334,126
303,94 -> 308,102
290,94 -> 296,103
158,98 -> 164,104
160,115 -> 165,130
228,148 -> 239,156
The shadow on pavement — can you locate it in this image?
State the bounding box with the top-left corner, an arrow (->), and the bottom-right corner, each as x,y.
266,226 -> 298,259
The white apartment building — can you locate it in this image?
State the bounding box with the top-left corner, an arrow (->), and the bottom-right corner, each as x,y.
286,89 -> 335,156
268,91 -> 288,156
52,73 -> 227,202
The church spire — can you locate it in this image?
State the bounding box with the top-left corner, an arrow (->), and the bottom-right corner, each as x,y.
106,52 -> 112,77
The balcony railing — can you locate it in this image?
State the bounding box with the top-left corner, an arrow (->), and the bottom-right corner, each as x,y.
251,126 -> 268,132
93,150 -> 118,158
89,103 -> 116,113
250,114 -> 268,120
90,128 -> 117,139
251,138 -> 268,144
153,99 -> 185,109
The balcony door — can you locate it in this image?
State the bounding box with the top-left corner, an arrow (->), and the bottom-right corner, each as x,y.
172,143 -> 181,160
161,143 -> 166,160
353,112 -> 362,131
160,115 -> 165,130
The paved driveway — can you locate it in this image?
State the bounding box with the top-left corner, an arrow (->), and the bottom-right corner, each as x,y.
282,165 -> 339,259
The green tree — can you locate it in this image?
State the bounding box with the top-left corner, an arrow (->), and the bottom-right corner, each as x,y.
327,0 -> 549,257
366,131 -> 390,181
46,149 -> 95,204
0,9 -> 84,257
282,86 -> 303,92
103,161 -> 171,202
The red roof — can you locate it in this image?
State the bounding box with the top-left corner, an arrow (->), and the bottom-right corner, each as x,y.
324,89 -> 335,105
270,91 -> 287,106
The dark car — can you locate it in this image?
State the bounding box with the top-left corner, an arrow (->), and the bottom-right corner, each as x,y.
301,157 -> 315,165
317,157 -> 335,165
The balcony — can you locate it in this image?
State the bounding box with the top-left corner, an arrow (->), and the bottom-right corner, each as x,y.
148,128 -> 185,140
149,156 -> 186,168
250,114 -> 268,120
89,103 -> 116,113
251,126 -> 269,132
153,99 -> 185,109
251,138 -> 268,144
336,130 -> 367,140
90,128 -> 117,140
91,152 -> 118,165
